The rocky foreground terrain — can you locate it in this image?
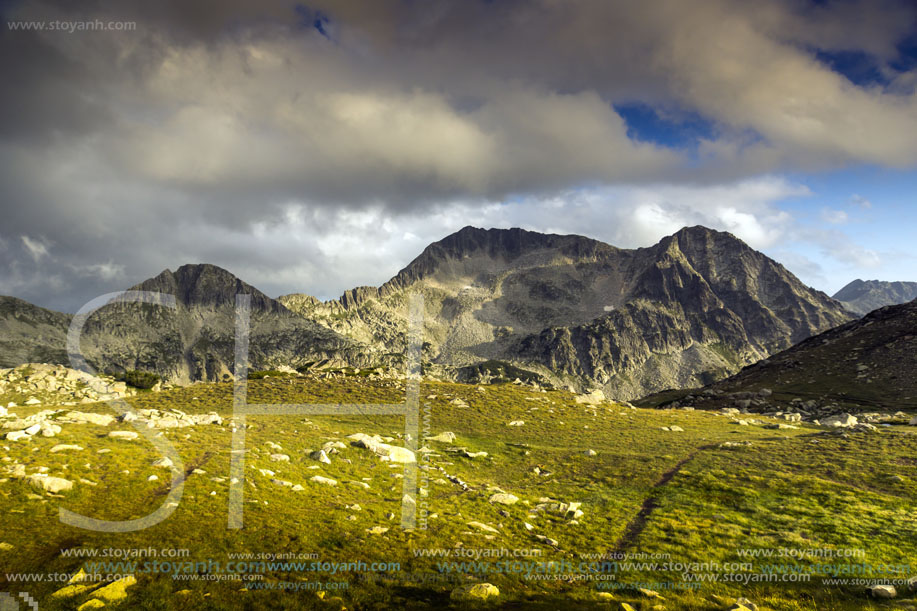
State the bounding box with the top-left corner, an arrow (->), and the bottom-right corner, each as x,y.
1,370 -> 915,609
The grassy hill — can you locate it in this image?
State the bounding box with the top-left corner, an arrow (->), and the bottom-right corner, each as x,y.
1,375 -> 915,609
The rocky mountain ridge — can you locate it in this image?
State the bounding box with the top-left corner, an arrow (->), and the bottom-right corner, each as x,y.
833,279 -> 917,316
1,226 -> 855,398
281,226 -> 853,399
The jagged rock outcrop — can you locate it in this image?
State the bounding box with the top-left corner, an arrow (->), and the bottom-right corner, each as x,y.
833,279 -> 917,316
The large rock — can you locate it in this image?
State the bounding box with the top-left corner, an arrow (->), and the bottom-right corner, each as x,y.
28,474 -> 74,493
822,413 -> 858,428
489,493 -> 519,505
868,584 -> 896,599
451,583 -> 500,602
349,433 -> 415,463
65,411 -> 116,426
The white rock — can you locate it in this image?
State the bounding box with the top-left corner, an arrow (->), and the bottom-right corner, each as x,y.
50,444 -> 84,453
822,413 -> 858,428
65,412 -> 116,426
28,474 -> 74,493
310,475 -> 337,486
25,398 -> 41,406
507,421 -> 524,427
24,424 -> 41,436
869,584 -> 896,599
270,453 -> 290,462
489,493 -> 519,505
467,521 -> 499,533
148,475 -> 159,482
584,449 -> 597,457
6,430 -> 30,442
428,432 -> 456,443
108,431 -> 139,440
151,457 -> 173,468
310,449 -> 331,464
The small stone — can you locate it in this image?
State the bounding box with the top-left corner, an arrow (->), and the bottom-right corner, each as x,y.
0,542 -> 14,551
467,521 -> 499,533
366,526 -> 389,535
310,449 -> 331,464
270,453 -> 290,462
507,421 -> 524,426
310,475 -> 337,486
151,457 -> 173,468
584,449 -> 597,456
428,432 -> 456,443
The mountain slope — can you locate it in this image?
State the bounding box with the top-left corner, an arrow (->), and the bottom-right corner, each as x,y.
282,226 -> 853,399
638,298 -> 917,417
0,297 -> 71,368
833,279 -> 917,315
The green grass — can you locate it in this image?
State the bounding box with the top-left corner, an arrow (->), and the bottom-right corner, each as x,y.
1,377 -> 915,609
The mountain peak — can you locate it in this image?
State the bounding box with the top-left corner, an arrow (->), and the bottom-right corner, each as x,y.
132,263 -> 286,312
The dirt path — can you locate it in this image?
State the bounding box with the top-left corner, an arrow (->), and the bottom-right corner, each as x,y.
611,448 -> 707,554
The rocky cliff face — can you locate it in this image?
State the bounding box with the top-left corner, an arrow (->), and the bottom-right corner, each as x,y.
281,226 -> 853,399
833,279 -> 917,316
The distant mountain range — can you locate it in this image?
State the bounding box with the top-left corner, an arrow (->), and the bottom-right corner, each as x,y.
0,226 -> 858,399
833,279 -> 917,316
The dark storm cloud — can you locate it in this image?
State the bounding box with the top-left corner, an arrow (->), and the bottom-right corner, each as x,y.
1,0 -> 916,310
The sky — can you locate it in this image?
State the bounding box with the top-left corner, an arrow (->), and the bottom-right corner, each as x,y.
1,0 -> 916,312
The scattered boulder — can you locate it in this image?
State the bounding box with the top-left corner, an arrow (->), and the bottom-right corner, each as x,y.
310,449 -> 331,464
869,584 -> 897,599
822,413 -> 858,428
270,453 -> 290,462
451,583 -> 500,602
310,476 -> 337,486
583,449 -> 597,457
64,411 -> 116,426
366,526 -> 389,535
28,474 -> 74,493
467,521 -> 499,533
489,493 -> 519,505
507,421 -> 524,427
50,444 -> 84,453
108,431 -> 139,440
428,432 -> 456,443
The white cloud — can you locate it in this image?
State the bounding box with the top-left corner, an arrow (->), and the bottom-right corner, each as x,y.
820,208 -> 849,224
849,194 -> 873,209
20,235 -> 50,262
